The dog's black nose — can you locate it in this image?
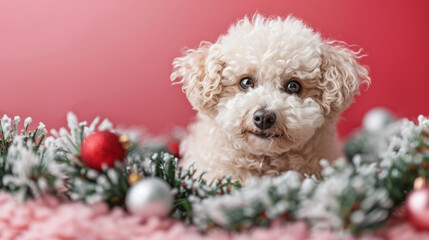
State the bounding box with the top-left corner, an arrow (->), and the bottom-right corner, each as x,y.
253,109 -> 276,130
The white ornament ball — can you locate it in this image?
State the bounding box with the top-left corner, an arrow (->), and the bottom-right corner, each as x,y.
125,177 -> 173,219
363,107 -> 394,132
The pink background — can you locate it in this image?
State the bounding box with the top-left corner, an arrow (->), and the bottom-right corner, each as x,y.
0,0 -> 428,138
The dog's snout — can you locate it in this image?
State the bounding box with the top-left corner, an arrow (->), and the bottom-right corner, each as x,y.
253,109 -> 276,130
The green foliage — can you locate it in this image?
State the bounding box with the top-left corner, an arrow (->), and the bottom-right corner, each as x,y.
0,116 -> 58,200
2,112 -> 429,235
133,152 -> 242,221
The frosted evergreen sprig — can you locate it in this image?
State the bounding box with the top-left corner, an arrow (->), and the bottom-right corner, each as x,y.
191,115 -> 429,234
1,111 -> 429,235
191,157 -> 393,233
378,115 -> 429,204
0,115 -> 62,201
49,112 -> 241,215
126,151 -> 242,221
172,161 -> 242,221
193,171 -> 303,230
298,157 -> 392,233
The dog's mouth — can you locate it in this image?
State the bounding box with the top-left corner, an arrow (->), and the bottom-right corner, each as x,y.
246,130 -> 282,139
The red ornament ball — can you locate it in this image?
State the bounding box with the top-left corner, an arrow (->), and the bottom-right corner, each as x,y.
81,131 -> 126,171
167,140 -> 180,158
405,187 -> 429,230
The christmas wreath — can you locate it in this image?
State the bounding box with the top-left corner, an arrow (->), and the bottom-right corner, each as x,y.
1,109 -> 429,238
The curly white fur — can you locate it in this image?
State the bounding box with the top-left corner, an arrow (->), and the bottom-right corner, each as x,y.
171,14 -> 370,182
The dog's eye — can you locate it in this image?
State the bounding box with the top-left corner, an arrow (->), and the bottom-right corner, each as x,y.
239,77 -> 254,91
285,80 -> 301,94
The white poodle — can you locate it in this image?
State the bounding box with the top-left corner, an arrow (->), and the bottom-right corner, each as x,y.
171,14 -> 369,182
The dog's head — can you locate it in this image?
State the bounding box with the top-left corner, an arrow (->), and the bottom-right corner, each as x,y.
171,15 -> 369,155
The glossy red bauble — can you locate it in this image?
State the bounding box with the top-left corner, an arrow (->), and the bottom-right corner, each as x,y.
81,131 -> 125,171
167,140 -> 180,158
405,187 -> 429,230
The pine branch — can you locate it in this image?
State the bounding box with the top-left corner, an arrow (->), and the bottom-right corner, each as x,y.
2,111 -> 429,236
0,115 -> 60,201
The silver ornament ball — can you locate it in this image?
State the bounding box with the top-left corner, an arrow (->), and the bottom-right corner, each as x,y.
363,107 -> 395,132
125,177 -> 173,219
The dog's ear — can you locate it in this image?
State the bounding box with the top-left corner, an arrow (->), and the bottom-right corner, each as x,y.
319,42 -> 370,115
171,42 -> 224,116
